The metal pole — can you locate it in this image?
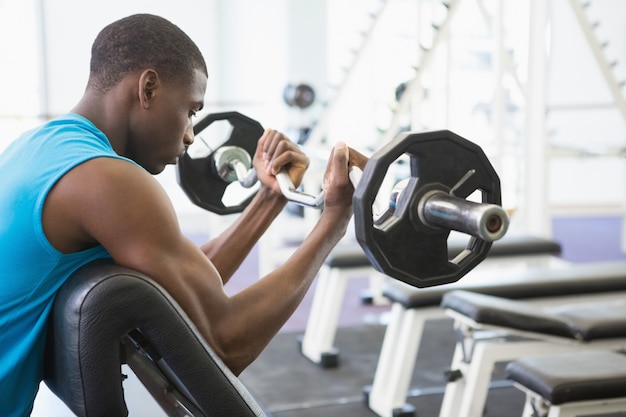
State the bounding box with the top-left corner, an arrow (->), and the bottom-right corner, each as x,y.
34,0 -> 50,120
523,0 -> 550,237
491,0 -> 505,175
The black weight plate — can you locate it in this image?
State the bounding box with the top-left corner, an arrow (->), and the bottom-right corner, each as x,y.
353,130 -> 502,288
176,112 -> 264,214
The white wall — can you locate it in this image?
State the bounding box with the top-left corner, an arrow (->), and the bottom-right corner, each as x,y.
0,0 -> 41,152
40,0 -> 219,115
545,0 -> 626,212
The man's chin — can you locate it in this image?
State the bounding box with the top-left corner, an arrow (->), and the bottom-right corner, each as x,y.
146,163 -> 167,175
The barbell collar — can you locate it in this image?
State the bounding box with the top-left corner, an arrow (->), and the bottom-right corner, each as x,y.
418,190 -> 509,242
212,146 -> 258,188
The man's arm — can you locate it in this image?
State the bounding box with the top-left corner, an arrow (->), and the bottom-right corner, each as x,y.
43,142 -> 357,375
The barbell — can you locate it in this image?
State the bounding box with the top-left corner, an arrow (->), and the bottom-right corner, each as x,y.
176,112 -> 509,288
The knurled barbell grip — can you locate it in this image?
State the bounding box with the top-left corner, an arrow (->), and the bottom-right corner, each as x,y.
417,190 -> 509,242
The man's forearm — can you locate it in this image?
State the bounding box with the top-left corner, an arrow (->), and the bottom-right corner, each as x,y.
216,208 -> 352,374
200,187 -> 287,282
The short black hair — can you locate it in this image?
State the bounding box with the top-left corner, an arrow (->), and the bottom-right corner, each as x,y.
88,14 -> 208,93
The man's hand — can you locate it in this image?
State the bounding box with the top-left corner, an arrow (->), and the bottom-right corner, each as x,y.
321,142 -> 369,215
253,129 -> 309,196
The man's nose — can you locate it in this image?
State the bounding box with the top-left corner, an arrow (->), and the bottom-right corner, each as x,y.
183,123 -> 194,146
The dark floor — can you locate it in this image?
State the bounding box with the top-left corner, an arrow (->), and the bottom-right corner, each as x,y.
240,319 -> 526,417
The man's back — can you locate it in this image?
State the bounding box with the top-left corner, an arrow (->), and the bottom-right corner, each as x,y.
0,114 -> 126,417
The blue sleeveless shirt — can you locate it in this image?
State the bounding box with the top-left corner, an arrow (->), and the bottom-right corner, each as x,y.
0,113 -> 131,416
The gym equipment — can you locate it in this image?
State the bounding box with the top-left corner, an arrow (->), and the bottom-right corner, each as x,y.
177,112 -> 509,288
300,235 -> 564,369
506,350 -> 626,417
44,259 -> 266,417
177,112 -> 262,215
282,83 -> 316,109
438,285 -> 626,417
353,130 -> 504,287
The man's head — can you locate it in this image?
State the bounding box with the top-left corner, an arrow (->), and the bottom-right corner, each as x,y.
87,14 -> 208,94
80,14 -> 208,174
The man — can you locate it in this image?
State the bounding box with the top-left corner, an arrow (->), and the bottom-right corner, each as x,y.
0,14 -> 366,416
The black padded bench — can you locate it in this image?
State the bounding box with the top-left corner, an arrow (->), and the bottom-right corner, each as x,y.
366,260 -> 626,417
436,286 -> 626,417
44,259 -> 267,417
507,350 -> 626,417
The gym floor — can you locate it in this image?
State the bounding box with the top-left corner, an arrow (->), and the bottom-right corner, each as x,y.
31,214 -> 626,416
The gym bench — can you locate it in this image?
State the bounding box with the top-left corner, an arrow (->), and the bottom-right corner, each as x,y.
506,350 -> 626,417
299,234 -> 564,368
44,259 -> 267,417
366,259 -> 626,417
437,282 -> 626,417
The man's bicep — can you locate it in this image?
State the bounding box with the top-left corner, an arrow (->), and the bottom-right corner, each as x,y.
79,159 -> 232,339
75,159 -> 228,320
77,159 -> 182,263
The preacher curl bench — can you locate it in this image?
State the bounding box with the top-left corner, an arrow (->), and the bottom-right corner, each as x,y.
44,259 -> 267,417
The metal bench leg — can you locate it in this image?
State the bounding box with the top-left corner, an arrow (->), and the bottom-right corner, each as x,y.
438,337 -> 470,417
366,272 -> 390,306
300,265 -> 348,366
367,304 -> 428,417
440,337 -> 575,417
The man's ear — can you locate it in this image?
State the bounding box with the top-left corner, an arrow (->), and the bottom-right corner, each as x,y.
138,69 -> 160,109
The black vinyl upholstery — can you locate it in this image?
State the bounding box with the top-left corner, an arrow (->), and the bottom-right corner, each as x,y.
44,259 -> 266,417
384,260 -> 626,309
506,350 -> 626,404
441,289 -> 626,341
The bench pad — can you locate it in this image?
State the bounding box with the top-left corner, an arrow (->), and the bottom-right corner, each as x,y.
506,350 -> 626,404
384,260 -> 626,309
441,289 -> 626,341
44,259 -> 265,417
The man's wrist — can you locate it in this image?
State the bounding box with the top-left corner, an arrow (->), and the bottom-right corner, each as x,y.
253,185 -> 288,209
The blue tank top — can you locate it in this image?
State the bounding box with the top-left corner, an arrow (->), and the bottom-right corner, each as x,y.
0,113 -> 131,417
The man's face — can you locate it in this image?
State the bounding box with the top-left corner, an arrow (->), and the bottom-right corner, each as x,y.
132,69 -> 207,174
